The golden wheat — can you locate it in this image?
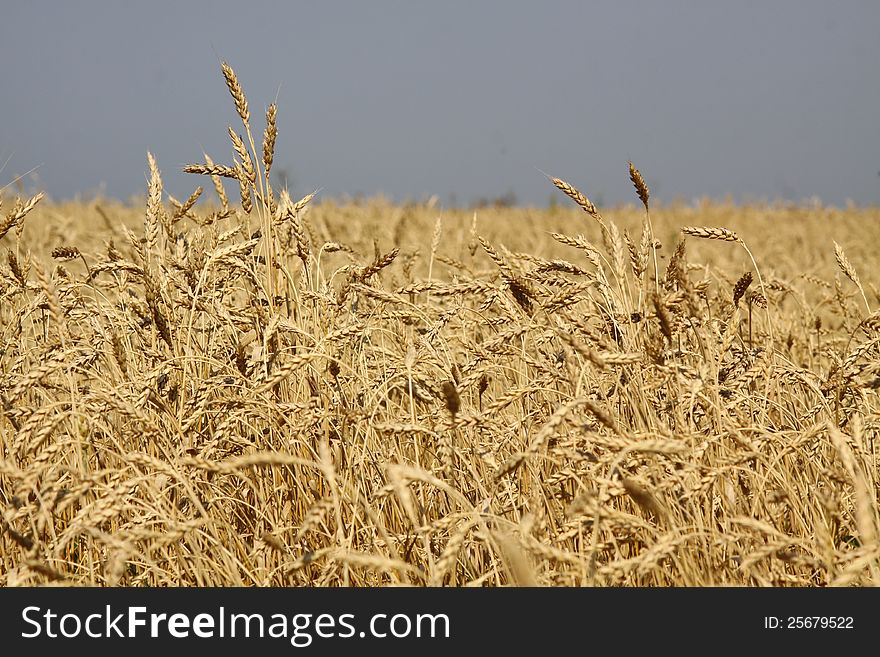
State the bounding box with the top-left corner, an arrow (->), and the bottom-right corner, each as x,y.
0,64 -> 877,589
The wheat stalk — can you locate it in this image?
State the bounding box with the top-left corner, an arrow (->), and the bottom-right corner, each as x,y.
262,103 -> 278,176
221,61 -> 250,126
681,226 -> 739,242
833,240 -> 870,312
628,161 -> 650,211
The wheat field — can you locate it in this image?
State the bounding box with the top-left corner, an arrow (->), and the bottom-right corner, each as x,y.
1,64 -> 878,586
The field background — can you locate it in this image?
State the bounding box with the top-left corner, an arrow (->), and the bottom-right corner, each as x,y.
1,63 -> 878,586
2,187 -> 878,587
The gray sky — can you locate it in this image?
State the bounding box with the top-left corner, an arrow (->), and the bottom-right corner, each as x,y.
3,1 -> 878,207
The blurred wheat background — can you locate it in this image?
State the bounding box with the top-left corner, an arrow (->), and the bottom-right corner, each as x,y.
1,63 -> 878,586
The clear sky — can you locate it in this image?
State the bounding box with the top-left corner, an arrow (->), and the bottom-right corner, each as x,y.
2,1 -> 878,207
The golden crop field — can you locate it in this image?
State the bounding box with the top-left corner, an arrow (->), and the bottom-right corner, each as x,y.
1,65 -> 878,586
